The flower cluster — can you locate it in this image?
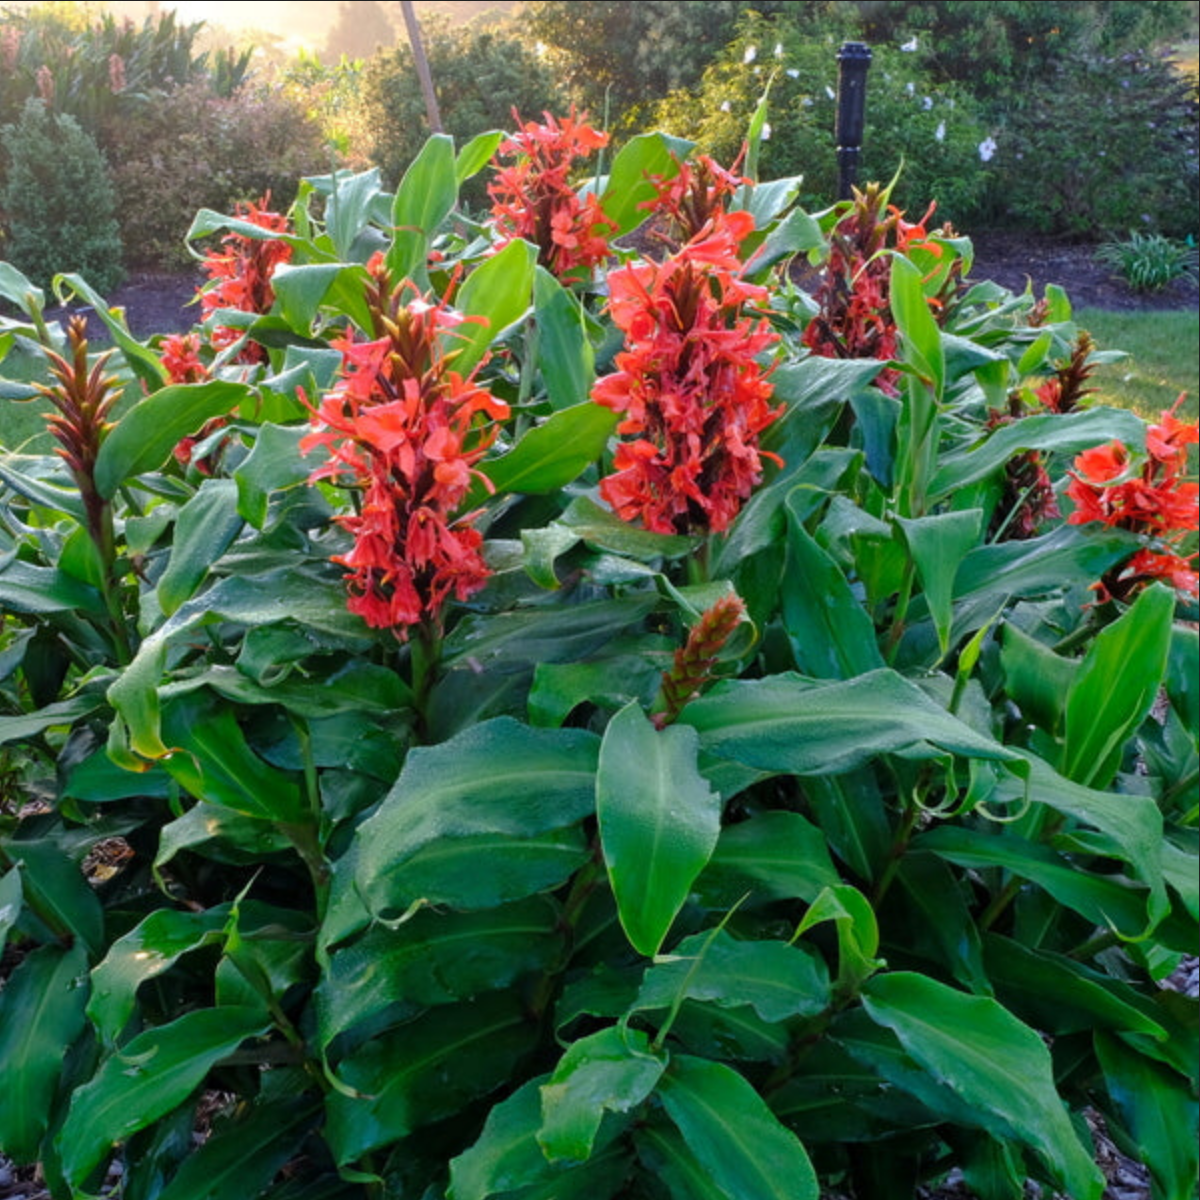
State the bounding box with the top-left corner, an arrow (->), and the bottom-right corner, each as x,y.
488,109 -> 617,283
1067,396 -> 1199,601
199,195 -> 293,363
301,256 -> 509,635
641,151 -> 750,246
593,211 -> 781,536
802,185 -> 941,396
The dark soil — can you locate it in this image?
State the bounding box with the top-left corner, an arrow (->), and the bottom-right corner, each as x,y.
48,231 -> 1197,345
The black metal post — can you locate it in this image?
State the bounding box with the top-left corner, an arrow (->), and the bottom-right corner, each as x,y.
835,41 -> 872,200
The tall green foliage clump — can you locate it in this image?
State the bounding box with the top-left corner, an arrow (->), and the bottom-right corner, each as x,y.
0,98 -> 123,293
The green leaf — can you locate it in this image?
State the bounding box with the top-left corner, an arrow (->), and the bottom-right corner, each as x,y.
323,167 -> 385,261
271,263 -> 365,333
0,559 -> 102,616
597,703 -> 721,957
457,129 -> 504,182
0,694 -> 105,748
234,423 -> 316,529
895,509 -> 983,659
1061,584 -> 1174,788
6,840 -> 104,959
930,407 -> 1147,499
794,884 -> 883,991
1166,626 -> 1198,738
317,898 -> 565,1054
88,907 -> 230,1047
477,403 -> 616,500
0,944 -> 89,1163
325,992 -> 536,1166
156,479 -> 243,617
634,1123 -> 735,1200
94,381 -> 253,499
657,1055 -> 820,1200
1001,623 -> 1079,735
0,457 -> 87,522
352,718 -> 599,918
389,134 -> 458,282
917,825 -> 1152,938
539,1026 -> 665,1164
453,238 -> 536,377
1096,1030 -> 1199,1200
680,669 -> 1022,777
154,804 -> 292,878
534,267 -> 596,411
695,810 -> 842,906
635,929 -> 831,1024
891,255 -> 944,396
156,1095 -> 322,1200
862,972 -> 1104,1200
57,1007 -> 272,1191
0,867 -> 21,957
783,495 -> 885,678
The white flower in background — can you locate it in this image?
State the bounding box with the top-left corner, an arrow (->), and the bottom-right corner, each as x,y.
720,100 -> 731,112
761,122 -> 772,140
774,42 -> 784,58
786,68 -> 800,78
801,96 -> 813,106
906,81 -> 915,95
743,45 -> 757,64
825,85 -> 836,100
900,35 -> 918,52
978,136 -> 998,162
922,95 -> 933,110
935,120 -> 946,142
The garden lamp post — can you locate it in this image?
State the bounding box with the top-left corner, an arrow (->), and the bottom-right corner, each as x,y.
836,41 -> 872,199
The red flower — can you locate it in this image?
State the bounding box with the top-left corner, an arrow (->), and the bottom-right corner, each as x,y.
1067,396 -> 1198,601
593,211 -> 781,536
199,196 -> 293,364
488,109 -> 617,283
302,257 -> 509,636
640,151 -> 751,245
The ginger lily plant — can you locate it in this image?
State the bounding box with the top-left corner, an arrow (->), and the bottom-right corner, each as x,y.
0,115 -> 1196,1200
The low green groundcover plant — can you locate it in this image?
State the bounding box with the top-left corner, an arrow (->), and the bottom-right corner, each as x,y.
1095,232 -> 1200,295
0,109 -> 1197,1200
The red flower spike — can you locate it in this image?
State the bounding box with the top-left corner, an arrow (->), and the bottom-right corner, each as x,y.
199,195 -> 293,365
488,109 -> 617,283
302,262 -> 510,637
593,212 -> 782,537
641,150 -> 752,246
1067,401 -> 1199,602
654,593 -> 747,728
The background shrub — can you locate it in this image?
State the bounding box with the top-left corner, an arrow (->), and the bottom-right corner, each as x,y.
0,97 -> 123,292
102,81 -> 330,270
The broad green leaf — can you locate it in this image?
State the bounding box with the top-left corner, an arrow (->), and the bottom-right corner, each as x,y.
352,718 -> 599,918
635,929 -> 830,1023
539,1026 -> 665,1163
695,810 -> 841,906
891,255 -> 944,395
794,884 -> 883,990
657,1055 -> 820,1200
0,261 -> 43,312
317,898 -> 564,1053
235,423 -> 320,529
156,479 -> 243,616
534,266 -> 596,411
389,135 -> 458,282
745,207 -> 825,274
270,263 -> 362,333
1001,622 -> 1079,734
599,132 -> 691,236
930,406 -> 1147,499
477,403 -> 616,500
0,457 -> 87,522
157,1095 -> 322,1200
94,381 -> 253,499
1166,625 -> 1198,738
0,559 -> 102,616
917,825 -> 1152,938
634,1123 -> 734,1200
453,238 -> 536,376
528,656 -> 663,728
862,972 -> 1104,1200
783,496 -> 885,678
57,1007 -> 272,1191
325,991 -> 536,1165
803,769 -> 892,883
1096,1030 -> 1199,1200
0,944 -> 89,1162
6,840 -> 104,959
159,694 -> 307,824
680,669 -> 1022,777
597,703 -> 721,956
457,129 -> 504,183
895,509 -> 983,659
88,907 -> 231,1047
0,694 -> 105,747
0,867 -> 21,957
323,167 -> 385,261
888,853 -> 989,993
1061,584 -> 1174,788
154,802 -> 292,878
551,495 -> 693,561
984,935 -> 1168,1040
